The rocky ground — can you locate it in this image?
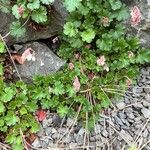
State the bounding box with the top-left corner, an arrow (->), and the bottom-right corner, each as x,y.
30,66 -> 150,150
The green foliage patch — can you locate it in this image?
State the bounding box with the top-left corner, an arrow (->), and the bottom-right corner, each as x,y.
0,0 -> 150,149
0,0 -> 55,38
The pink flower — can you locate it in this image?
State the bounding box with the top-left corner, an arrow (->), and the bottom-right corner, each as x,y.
73,76 -> 80,92
17,6 -> 24,16
69,63 -> 74,70
52,37 -> 58,43
75,53 -> 80,60
126,79 -> 132,86
130,6 -> 142,26
128,51 -> 134,58
102,17 -> 109,26
97,55 -> 106,66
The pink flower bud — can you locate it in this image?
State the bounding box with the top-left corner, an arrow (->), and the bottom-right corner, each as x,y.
17,6 -> 24,16
130,6 -> 142,26
69,63 -> 74,70
73,76 -> 80,92
126,79 -> 132,86
97,55 -> 106,66
128,51 -> 134,58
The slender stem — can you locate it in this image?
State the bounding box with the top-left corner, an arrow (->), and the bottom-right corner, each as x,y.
0,34 -> 22,80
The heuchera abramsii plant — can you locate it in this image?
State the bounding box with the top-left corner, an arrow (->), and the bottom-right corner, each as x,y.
0,0 -> 150,149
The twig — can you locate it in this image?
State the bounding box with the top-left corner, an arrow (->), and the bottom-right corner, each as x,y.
0,34 -> 22,80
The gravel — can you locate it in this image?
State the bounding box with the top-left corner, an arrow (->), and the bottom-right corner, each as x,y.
31,66 -> 150,150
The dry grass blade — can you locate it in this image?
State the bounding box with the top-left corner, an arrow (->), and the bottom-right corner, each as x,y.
56,105 -> 82,146
134,118 -> 150,147
0,142 -> 11,150
56,102 -> 74,147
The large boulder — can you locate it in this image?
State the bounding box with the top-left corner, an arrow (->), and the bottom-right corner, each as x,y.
0,0 -> 67,45
122,0 -> 150,48
13,42 -> 65,82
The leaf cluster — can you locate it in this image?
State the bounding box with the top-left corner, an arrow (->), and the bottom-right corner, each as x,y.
0,0 -> 55,38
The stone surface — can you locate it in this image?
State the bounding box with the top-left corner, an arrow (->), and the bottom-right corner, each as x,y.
123,0 -> 150,48
0,0 -> 67,45
32,138 -> 41,148
141,108 -> 150,118
14,42 -> 65,81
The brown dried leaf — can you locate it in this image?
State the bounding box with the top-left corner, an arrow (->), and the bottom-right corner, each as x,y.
12,48 -> 33,64
73,76 -> 80,92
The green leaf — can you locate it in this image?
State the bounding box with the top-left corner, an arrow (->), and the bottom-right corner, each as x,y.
40,0 -> 55,5
0,102 -> 5,113
1,87 -> 16,102
31,6 -> 47,23
0,120 -> 4,127
10,21 -> 26,38
27,0 -> 40,10
66,85 -> 76,97
81,29 -> 95,43
20,107 -> 27,115
109,0 -> 122,10
53,81 -> 64,95
0,41 -> 5,53
12,5 -> 21,19
12,143 -> 24,150
6,134 -> 16,144
64,0 -> 81,12
116,7 -> 130,21
63,22 -> 78,37
5,111 -> 19,126
96,39 -> 112,51
30,122 -> 39,133
57,106 -> 69,117
136,48 -> 150,64
0,64 -> 4,76
26,102 -> 38,112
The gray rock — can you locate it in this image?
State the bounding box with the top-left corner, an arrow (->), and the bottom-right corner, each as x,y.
126,112 -> 135,119
120,130 -> 133,142
94,124 -> 102,134
52,114 -> 65,127
32,138 -> 41,148
76,135 -> 83,146
141,108 -> 150,118
102,130 -> 108,138
123,0 -> 150,48
14,42 -> 65,82
78,128 -> 85,136
45,127 -> 52,136
41,139 -> 49,149
116,102 -> 125,109
114,116 -> 124,126
144,87 -> 150,93
51,128 -> 57,134
143,101 -> 150,107
143,129 -> 149,138
145,94 -> 150,101
0,0 -> 67,45
69,142 -> 78,149
90,136 -> 95,142
62,136 -> 72,143
52,133 -> 58,139
66,118 -> 74,127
